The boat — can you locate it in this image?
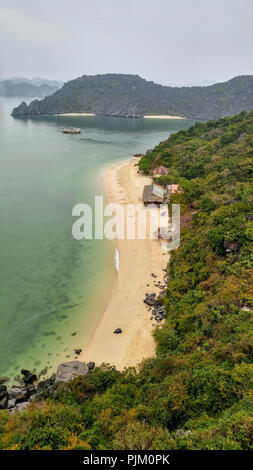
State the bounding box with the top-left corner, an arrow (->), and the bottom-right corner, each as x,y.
62,128 -> 81,134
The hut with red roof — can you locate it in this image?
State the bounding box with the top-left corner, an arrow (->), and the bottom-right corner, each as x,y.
152,166 -> 170,176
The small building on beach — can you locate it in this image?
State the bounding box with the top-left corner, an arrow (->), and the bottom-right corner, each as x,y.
142,182 -> 181,206
153,166 -> 170,176
142,184 -> 167,206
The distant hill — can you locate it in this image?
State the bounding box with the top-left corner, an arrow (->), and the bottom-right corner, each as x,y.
11,74 -> 253,119
0,77 -> 62,98
2,77 -> 63,88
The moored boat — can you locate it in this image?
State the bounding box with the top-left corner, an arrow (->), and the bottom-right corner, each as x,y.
62,128 -> 81,134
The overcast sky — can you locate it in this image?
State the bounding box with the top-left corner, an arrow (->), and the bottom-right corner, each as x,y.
0,0 -> 252,85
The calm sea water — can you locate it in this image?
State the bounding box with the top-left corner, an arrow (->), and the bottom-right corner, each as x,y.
0,97 -> 195,382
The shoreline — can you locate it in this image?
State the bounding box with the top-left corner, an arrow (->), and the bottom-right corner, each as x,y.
143,115 -> 186,119
54,112 -> 95,116
80,157 -> 169,370
54,112 -> 185,119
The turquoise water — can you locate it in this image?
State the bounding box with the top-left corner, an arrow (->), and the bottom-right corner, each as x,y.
0,97 -> 195,382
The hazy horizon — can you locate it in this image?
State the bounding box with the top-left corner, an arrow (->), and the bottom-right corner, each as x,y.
0,74 -> 252,89
0,0 -> 252,86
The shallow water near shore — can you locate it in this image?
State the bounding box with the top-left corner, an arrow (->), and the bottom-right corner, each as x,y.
0,97 -> 195,382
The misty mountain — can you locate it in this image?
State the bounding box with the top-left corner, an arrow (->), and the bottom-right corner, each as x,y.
1,76 -> 63,87
0,77 -> 62,98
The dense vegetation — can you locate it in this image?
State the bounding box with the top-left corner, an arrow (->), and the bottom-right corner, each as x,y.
12,73 -> 253,119
0,112 -> 252,450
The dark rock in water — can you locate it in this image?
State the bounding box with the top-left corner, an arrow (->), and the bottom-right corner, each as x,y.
0,395 -> 8,409
37,378 -> 53,393
113,328 -> 122,334
87,362 -> 95,370
23,373 -> 37,385
37,374 -> 55,393
55,361 -> 89,383
74,348 -> 82,355
0,385 -> 7,400
21,369 -> 37,383
5,362 -> 88,413
0,377 -> 9,384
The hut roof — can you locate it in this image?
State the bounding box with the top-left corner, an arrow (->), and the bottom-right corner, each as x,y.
153,166 -> 170,175
142,185 -> 164,204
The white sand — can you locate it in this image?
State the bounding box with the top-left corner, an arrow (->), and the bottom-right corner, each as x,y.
79,158 -> 169,370
55,113 -> 185,119
144,115 -> 185,119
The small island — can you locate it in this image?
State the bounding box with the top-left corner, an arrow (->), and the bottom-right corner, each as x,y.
11,73 -> 253,120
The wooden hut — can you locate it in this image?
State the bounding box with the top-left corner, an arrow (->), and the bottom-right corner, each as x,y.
142,185 -> 165,206
153,166 -> 170,176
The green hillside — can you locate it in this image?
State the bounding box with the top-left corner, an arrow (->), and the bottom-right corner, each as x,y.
11,74 -> 253,119
0,112 -> 252,450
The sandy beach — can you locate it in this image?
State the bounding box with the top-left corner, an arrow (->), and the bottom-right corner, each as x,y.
144,115 -> 185,119
80,158 -> 169,370
55,113 -> 185,119
55,112 -> 95,116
